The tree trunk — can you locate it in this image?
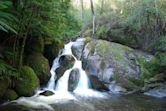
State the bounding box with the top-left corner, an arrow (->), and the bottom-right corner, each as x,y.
80,0 -> 85,37
90,0 -> 95,37
100,0 -> 104,15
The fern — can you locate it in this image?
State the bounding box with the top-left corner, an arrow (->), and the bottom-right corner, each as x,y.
0,0 -> 17,34
0,60 -> 19,80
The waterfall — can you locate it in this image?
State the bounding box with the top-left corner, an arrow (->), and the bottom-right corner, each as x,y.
45,38 -> 106,98
46,38 -> 90,92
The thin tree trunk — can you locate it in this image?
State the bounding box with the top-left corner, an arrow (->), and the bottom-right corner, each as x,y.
80,0 -> 85,37
90,0 -> 95,37
100,0 -> 104,15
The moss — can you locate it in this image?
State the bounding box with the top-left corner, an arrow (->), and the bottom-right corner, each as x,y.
96,40 -> 110,59
26,53 -> 50,85
0,79 -> 9,97
137,54 -> 156,81
4,89 -> 18,100
15,66 -> 39,96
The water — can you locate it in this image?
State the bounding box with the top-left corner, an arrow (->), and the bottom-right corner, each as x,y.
1,94 -> 166,111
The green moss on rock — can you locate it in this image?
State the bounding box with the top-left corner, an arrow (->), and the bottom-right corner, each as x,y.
15,66 -> 39,96
4,89 -> 18,100
26,53 -> 51,85
0,79 -> 9,97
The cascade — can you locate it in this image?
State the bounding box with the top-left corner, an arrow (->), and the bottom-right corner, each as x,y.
47,38 -> 90,92
45,38 -> 105,98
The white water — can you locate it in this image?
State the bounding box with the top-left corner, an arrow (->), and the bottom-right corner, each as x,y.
10,38 -> 106,110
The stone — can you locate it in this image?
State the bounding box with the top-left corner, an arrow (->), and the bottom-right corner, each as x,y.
72,38 -> 155,92
0,79 -> 9,97
26,53 -> 51,85
15,66 -> 39,96
68,68 -> 80,91
4,89 -> 18,100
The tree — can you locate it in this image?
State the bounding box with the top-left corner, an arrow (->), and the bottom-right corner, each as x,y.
90,0 -> 95,37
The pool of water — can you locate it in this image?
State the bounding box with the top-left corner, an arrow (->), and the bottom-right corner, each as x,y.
0,93 -> 165,111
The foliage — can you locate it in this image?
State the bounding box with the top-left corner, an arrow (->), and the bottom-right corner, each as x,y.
0,60 -> 19,79
0,0 -> 17,33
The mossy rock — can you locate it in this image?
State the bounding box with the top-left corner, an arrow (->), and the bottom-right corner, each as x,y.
26,53 -> 51,85
0,79 -> 9,97
4,89 -> 18,100
26,37 -> 44,54
39,90 -> 54,96
15,66 -> 39,96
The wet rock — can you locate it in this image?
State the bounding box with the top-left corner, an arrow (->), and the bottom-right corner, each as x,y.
56,55 -> 75,80
56,66 -> 67,80
68,68 -> 80,91
71,38 -> 86,60
89,75 -> 108,91
59,55 -> 75,68
144,84 -> 166,98
39,90 -> 54,96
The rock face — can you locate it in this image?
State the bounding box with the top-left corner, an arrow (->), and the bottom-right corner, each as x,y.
26,53 -> 51,85
15,66 -> 39,96
72,38 -> 154,93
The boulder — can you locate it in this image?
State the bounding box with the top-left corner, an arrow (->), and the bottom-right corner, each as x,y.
71,38 -> 155,92
0,79 -> 9,97
68,68 -> 80,91
4,89 -> 18,100
26,53 -> 51,85
55,55 -> 75,80
15,66 -> 39,96
59,55 -> 75,68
